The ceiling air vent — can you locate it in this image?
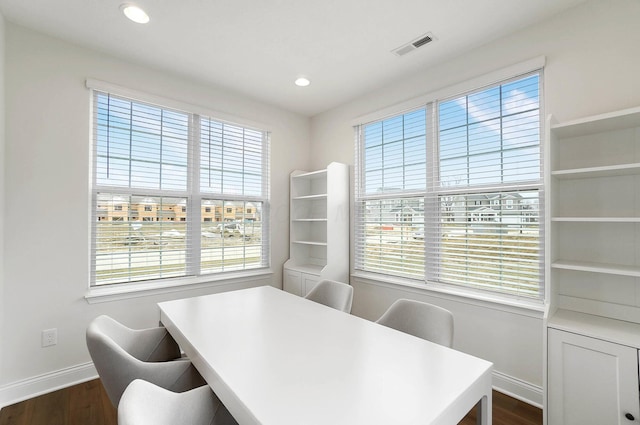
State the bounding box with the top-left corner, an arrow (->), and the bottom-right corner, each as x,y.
392,32 -> 436,57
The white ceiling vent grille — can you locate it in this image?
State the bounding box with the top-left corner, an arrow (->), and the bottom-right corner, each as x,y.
392,32 -> 436,57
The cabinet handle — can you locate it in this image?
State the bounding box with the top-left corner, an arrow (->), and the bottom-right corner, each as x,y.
626,413 -> 635,421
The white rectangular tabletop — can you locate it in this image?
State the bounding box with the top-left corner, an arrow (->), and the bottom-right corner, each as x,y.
158,286 -> 493,425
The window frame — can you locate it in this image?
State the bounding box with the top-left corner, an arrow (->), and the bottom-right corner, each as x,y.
354,68 -> 545,303
87,80 -> 271,296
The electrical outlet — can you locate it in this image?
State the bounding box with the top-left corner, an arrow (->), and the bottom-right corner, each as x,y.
42,328 -> 57,347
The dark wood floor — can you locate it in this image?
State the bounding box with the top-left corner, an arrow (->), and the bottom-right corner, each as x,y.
0,380 -> 116,425
460,390 -> 542,425
0,379 -> 541,425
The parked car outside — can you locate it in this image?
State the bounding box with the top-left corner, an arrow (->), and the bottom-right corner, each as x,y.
216,222 -> 243,237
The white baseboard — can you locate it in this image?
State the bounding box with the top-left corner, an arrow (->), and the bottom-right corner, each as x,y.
0,362 -> 98,409
493,369 -> 543,408
0,363 -> 542,412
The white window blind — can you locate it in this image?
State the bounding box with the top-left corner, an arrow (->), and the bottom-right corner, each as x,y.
354,109 -> 428,278
199,117 -> 270,274
91,90 -> 270,286
355,72 -> 543,300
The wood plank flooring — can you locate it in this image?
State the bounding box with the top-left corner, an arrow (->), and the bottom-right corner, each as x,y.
460,390 -> 542,425
0,380 -> 116,425
0,379 -> 541,425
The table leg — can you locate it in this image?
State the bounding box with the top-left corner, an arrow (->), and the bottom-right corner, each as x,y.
476,394 -> 492,425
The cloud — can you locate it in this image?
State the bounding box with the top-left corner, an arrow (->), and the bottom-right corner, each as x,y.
455,87 -> 536,136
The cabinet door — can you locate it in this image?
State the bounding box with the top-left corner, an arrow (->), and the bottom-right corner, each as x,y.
283,269 -> 302,296
301,273 -> 320,297
548,329 -> 639,425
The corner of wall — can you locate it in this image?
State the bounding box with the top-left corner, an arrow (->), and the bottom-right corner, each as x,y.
0,8 -> 6,387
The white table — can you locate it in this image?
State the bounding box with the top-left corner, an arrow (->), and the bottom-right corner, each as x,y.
159,286 -> 493,425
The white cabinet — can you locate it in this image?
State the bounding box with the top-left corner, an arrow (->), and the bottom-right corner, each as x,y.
301,273 -> 320,296
545,107 -> 640,424
283,268 -> 302,295
283,162 -> 349,295
283,269 -> 320,297
548,328 -> 639,425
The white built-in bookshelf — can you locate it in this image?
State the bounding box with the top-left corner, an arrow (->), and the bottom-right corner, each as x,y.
545,107 -> 640,424
547,107 -> 640,323
283,162 -> 349,297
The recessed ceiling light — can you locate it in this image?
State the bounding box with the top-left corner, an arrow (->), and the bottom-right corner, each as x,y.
295,77 -> 310,87
121,4 -> 150,24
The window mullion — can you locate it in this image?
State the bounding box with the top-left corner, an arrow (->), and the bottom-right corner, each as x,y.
425,102 -> 439,283
500,86 -> 505,185
188,114 -> 202,276
262,132 -> 271,268
128,101 -> 133,188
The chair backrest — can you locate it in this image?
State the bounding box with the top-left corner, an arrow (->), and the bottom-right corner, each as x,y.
86,315 -> 203,407
119,380 -> 226,425
89,315 -> 181,362
304,279 -> 354,313
375,299 -> 454,347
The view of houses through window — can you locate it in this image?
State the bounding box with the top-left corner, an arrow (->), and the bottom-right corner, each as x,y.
355,72 -> 543,299
91,89 -> 269,286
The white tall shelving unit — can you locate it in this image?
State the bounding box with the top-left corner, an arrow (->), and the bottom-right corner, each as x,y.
545,107 -> 640,425
283,162 -> 349,297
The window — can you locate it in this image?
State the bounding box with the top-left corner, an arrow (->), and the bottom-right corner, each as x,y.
91,89 -> 270,286
354,72 -> 543,300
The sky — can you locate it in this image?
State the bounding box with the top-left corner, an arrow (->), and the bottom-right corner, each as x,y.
95,92 -> 265,197
363,73 -> 540,194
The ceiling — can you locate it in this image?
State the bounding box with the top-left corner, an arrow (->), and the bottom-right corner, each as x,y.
0,0 -> 587,116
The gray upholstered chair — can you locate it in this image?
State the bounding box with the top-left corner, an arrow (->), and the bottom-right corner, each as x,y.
119,379 -> 238,425
86,315 -> 206,407
304,279 -> 354,313
375,299 -> 454,348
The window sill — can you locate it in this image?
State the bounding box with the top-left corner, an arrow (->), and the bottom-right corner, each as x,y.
85,269 -> 273,304
351,271 -> 545,318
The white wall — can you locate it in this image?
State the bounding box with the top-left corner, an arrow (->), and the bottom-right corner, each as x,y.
0,23 -> 310,403
0,10 -> 6,390
309,0 -> 640,405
